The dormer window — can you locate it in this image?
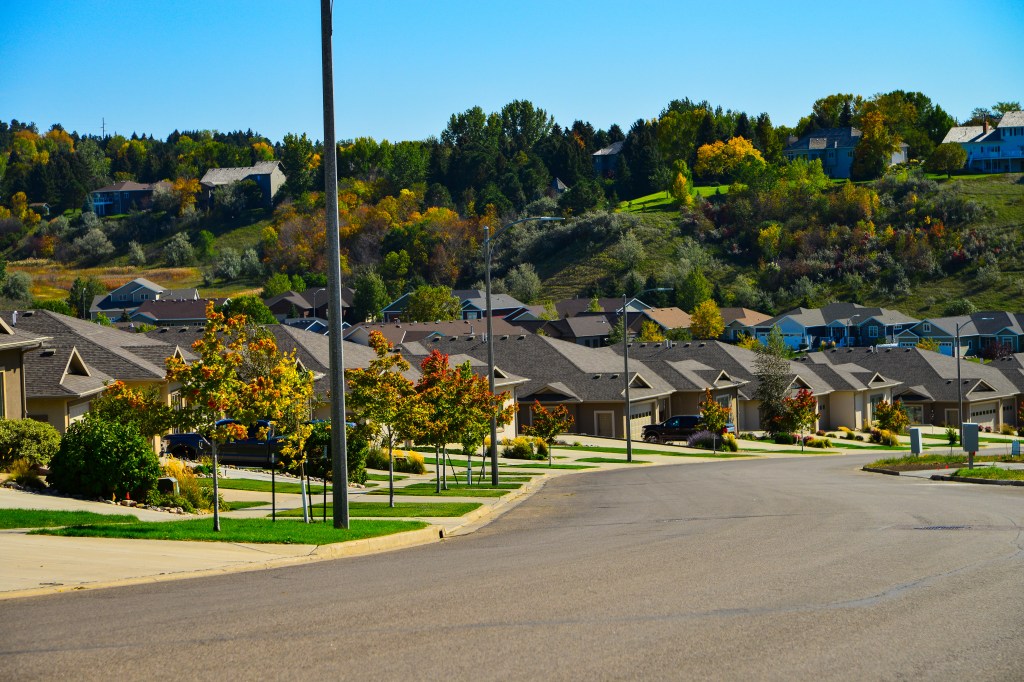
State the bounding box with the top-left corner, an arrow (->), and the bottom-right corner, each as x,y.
922,323 -> 931,333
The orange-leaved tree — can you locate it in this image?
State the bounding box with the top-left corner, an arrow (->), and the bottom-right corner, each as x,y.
165,302 -> 314,530
346,330 -> 424,507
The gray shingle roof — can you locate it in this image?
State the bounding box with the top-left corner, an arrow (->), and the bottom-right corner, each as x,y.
592,141 -> 624,156
784,127 -> 862,152
941,126 -> 992,145
14,309 -> 179,381
403,334 -> 674,403
200,161 -> 282,187
817,346 -> 1018,403
999,111 -> 1024,127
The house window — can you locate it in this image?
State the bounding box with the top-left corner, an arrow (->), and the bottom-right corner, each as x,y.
868,325 -> 879,338
923,323 -> 931,333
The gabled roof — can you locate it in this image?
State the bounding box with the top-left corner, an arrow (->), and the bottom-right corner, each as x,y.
554,297 -> 650,318
131,299 -> 227,323
720,307 -> 771,327
798,355 -> 901,392
402,334 -> 674,404
999,111 -> 1024,127
24,345 -> 111,399
592,141 -> 624,157
941,126 -> 993,145
643,307 -> 691,330
918,312 -> 1024,338
611,340 -> 833,399
784,127 -> 862,152
0,312 -> 49,351
347,318 -> 525,346
91,180 -> 169,194
760,302 -> 918,330
817,346 -> 1018,403
200,161 -> 283,187
13,310 -> 183,394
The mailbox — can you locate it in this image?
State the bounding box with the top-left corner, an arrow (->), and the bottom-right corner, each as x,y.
961,423 -> 980,453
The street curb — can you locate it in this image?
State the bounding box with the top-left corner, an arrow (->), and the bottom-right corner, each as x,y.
0,474 -> 551,601
862,466 -> 901,476
929,474 -> 1024,487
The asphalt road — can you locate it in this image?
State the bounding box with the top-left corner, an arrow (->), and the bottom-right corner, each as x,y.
3,455 -> 1024,681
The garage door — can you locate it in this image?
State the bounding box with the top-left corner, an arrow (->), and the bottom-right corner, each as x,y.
969,402 -> 998,429
628,409 -> 651,441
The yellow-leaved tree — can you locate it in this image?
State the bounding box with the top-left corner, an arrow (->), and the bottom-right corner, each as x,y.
165,302 -> 314,530
690,299 -> 725,340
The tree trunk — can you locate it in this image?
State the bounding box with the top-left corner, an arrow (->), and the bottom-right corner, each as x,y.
211,441 -> 221,532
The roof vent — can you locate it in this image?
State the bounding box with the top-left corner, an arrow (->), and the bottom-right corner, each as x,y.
179,327 -> 188,332
640,343 -> 647,348
699,342 -> 706,347
683,343 -> 691,348
517,335 -> 526,340
40,348 -> 55,356
466,335 -> 475,341
501,335 -> 509,341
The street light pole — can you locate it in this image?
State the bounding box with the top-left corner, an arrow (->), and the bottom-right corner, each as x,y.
956,316 -> 992,447
484,216 -> 562,485
311,287 -> 326,321
622,287 -> 671,464
321,0 -> 348,529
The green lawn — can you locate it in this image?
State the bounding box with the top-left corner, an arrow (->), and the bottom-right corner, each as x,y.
33,517 -> 427,544
367,482 -> 518,498
555,445 -> 744,458
199,478 -> 329,495
274,502 -> 482,518
366,473 -> 406,482
864,453 -> 1024,469
223,501 -> 269,511
0,509 -> 138,529
505,463 -> 597,470
952,467 -> 1024,481
576,457 -> 651,464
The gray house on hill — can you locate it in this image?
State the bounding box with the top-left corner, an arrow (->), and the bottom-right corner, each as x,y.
783,127 -> 908,179
200,160 -> 286,208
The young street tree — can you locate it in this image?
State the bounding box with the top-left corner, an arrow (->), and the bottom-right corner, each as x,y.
782,388 -> 818,451
754,326 -> 792,437
521,400 -> 574,466
697,388 -> 731,453
165,302 -> 314,530
346,330 -> 423,506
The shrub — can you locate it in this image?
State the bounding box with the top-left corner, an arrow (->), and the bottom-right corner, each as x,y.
0,418 -> 61,470
686,430 -> 718,449
47,414 -> 159,500
815,430 -> 826,437
399,451 -> 426,474
945,426 -> 959,445
1000,424 -> 1015,436
721,433 -> 739,452
869,428 -> 900,447
826,433 -> 836,439
837,426 -> 852,433
805,437 -> 833,449
855,435 -> 865,441
159,455 -> 217,512
984,425 -> 992,433
366,448 -> 426,475
303,422 -> 368,484
502,437 -> 541,460
773,432 -> 797,445
535,439 -> 549,458
7,458 -> 44,489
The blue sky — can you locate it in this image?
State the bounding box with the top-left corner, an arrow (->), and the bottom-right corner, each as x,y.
2,0 -> 1022,144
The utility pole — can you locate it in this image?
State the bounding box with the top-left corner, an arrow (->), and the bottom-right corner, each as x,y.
321,0 -> 349,529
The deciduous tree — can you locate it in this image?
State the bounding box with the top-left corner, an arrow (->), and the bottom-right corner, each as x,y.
690,299 -> 724,339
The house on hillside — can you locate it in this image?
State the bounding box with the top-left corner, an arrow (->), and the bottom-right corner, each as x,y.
897,312 -> 1024,358
782,127 -> 908,179
89,180 -> 172,217
89,278 -> 200,321
129,299 -> 227,326
720,307 -> 771,342
381,290 -> 528,323
345,318 -> 524,347
199,160 -> 286,208
592,141 -> 624,178
941,111 -> 1024,173
264,287 -> 355,324
754,303 -> 918,350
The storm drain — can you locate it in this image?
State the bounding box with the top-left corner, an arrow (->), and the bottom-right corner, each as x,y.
914,525 -> 971,531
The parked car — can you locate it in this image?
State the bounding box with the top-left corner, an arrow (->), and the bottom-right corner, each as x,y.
642,415 -> 735,444
162,419 -> 285,468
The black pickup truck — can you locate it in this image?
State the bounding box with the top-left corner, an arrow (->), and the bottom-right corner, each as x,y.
642,415 -> 735,444
162,419 -> 285,468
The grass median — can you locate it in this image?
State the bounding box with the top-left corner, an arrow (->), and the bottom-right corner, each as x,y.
0,509 -> 138,529
505,463 -> 597,469
867,453 -> 1024,470
952,467 -> 1024,481
576,457 -> 651,464
367,482 -> 519,498
274,502 -> 481,518
199,478 -> 330,495
33,517 -> 427,544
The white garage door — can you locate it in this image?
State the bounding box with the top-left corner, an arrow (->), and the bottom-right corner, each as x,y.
969,402 -> 998,428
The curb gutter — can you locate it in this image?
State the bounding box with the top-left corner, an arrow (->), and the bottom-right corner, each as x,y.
929,474 -> 1024,487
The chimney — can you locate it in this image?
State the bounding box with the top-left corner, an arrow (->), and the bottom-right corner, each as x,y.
983,117 -> 989,134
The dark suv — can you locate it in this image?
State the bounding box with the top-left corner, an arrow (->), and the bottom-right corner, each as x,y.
162,419 -> 284,467
642,415 -> 735,444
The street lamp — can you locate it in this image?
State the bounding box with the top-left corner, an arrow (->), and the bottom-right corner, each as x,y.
623,287 -> 672,463
484,216 -> 562,485
956,316 -> 992,447
311,288 -> 326,321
